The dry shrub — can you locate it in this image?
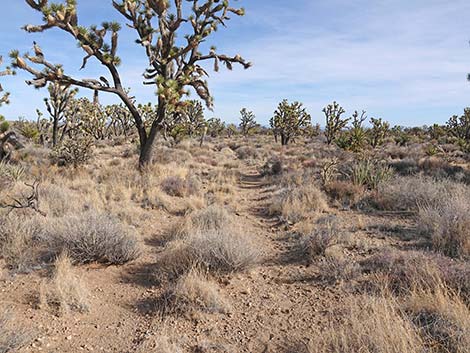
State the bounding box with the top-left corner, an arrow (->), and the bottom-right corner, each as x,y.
40,182 -> 83,217
363,249 -> 469,301
418,195 -> 470,259
269,185 -> 328,223
325,180 -> 365,207
318,254 -> 361,283
403,283 -> 470,353
260,156 -> 283,176
159,227 -> 260,276
0,216 -> 44,272
0,310 -> 32,353
40,253 -> 89,315
43,211 -> 140,264
371,176 -> 467,211
235,145 -> 260,160
153,335 -> 183,353
298,217 -> 339,261
169,205 -> 233,241
167,269 -> 230,314
362,250 -> 443,294
160,176 -> 186,197
310,295 -> 425,353
160,175 -> 200,197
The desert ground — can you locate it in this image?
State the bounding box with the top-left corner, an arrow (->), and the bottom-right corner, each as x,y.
1,129 -> 469,353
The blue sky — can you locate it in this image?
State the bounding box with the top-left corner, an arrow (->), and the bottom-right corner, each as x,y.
1,0 -> 470,126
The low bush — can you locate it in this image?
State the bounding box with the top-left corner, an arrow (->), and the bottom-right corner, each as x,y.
166,269 -> 230,314
350,159 -> 393,190
370,176 -> 468,211
40,253 -> 90,315
418,195 -> 470,259
298,217 -> 339,261
325,180 -> 365,207
169,205 -> 233,241
43,212 -> 140,264
51,136 -> 93,168
159,227 -> 260,276
160,175 -> 200,198
0,310 -> 32,353
269,184 -> 328,223
362,249 -> 470,299
403,283 -> 470,353
309,295 -> 425,353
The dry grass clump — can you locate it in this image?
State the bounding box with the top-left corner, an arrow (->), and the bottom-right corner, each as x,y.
169,205 -> 233,241
418,195 -> 470,259
235,145 -> 260,160
0,216 -> 44,272
43,211 -> 140,264
363,249 -> 470,301
371,176 -> 467,211
159,227 -> 260,276
309,295 -> 425,353
298,217 -> 339,261
151,335 -> 183,353
362,249 -> 443,294
0,310 -> 33,353
40,253 -> 90,315
318,254 -> 361,283
40,182 -> 83,217
160,175 -> 200,198
269,185 -> 328,223
403,283 -> 470,353
324,180 -> 365,208
166,269 -> 230,314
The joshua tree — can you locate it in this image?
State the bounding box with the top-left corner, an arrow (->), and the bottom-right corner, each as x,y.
348,110 -> 367,152
181,100 -> 205,137
13,0 -> 251,168
369,117 -> 390,148
226,123 -> 238,137
0,115 -> 9,133
105,104 -> 134,137
428,123 -> 446,142
44,82 -> 78,146
323,101 -> 349,145
0,56 -> 14,107
207,117 -> 225,137
447,108 -> 470,141
239,108 -> 257,137
270,99 -> 311,145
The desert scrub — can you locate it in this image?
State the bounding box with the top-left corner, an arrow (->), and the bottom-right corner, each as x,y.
39,253 -> 90,315
403,283 -> 470,353
370,176 -> 468,211
269,184 -> 328,223
0,161 -> 25,183
362,249 -> 470,300
42,211 -> 140,264
0,310 -> 33,353
350,159 -> 393,190
169,205 -> 233,241
309,295 -> 425,353
418,195 -> 470,259
298,217 -> 339,261
159,226 -> 260,276
50,136 -> 93,168
160,175 -> 200,198
164,269 -> 230,314
0,216 -> 45,272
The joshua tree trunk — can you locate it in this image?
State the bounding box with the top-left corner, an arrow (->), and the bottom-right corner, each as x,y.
281,134 -> 289,146
52,116 -> 59,147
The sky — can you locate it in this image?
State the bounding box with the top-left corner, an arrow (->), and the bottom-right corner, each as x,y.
1,0 -> 470,127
